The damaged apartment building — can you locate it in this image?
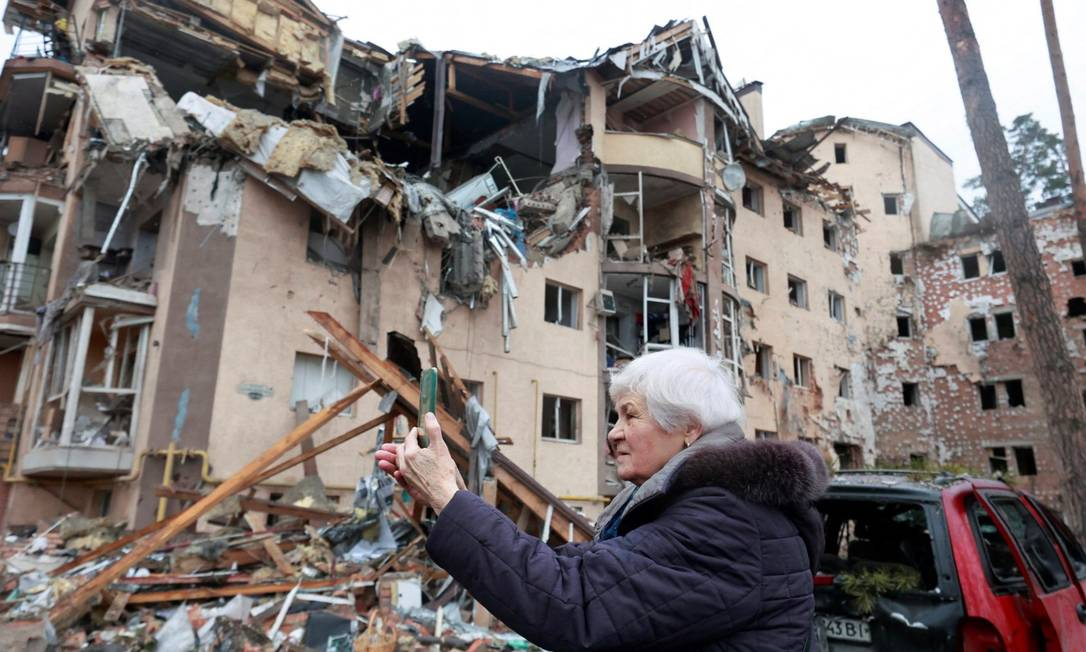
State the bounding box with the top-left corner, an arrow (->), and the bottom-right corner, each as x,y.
3,0 -> 1019,532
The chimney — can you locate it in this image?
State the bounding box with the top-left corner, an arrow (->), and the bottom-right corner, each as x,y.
736,81 -> 764,141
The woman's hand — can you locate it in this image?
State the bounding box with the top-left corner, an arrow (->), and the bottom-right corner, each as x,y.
374,412 -> 465,513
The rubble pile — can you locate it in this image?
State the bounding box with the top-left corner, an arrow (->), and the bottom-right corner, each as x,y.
0,473 -> 535,651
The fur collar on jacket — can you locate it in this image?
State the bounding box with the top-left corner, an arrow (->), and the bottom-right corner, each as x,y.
595,430 -> 829,538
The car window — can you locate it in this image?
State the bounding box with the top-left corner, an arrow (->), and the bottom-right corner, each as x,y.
988,495 -> 1071,593
969,498 -> 1026,592
1034,500 -> 1086,581
817,499 -> 938,590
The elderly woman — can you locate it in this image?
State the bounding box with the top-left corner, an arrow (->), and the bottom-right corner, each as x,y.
375,347 -> 827,651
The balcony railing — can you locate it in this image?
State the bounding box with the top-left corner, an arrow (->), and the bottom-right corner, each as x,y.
0,262 -> 50,313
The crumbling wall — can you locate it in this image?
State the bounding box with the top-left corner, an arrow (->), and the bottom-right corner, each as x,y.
872,207 -> 1082,505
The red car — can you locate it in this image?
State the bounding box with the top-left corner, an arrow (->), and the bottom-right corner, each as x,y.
814,472 -> 1086,651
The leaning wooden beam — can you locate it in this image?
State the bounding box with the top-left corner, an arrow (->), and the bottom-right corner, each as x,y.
253,411 -> 389,484
123,576 -> 361,605
154,487 -> 345,524
307,311 -> 593,543
49,382 -> 374,629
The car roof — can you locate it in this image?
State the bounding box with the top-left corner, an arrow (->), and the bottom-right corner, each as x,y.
823,470 -> 989,502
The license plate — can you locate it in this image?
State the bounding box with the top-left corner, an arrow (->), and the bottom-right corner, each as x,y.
820,616 -> 871,643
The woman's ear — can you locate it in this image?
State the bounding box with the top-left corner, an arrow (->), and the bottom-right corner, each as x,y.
683,421 -> 704,447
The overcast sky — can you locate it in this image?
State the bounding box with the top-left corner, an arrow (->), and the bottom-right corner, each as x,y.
5,0 -> 1083,200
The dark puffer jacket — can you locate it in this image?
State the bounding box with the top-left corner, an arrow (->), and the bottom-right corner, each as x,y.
426,432 -> 828,651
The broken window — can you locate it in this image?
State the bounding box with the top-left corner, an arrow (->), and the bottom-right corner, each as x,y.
837,367 -> 851,399
961,254 -> 981,279
834,443 -> 862,470
883,194 -> 900,215
823,221 -> 838,251
978,383 -> 998,410
994,312 -> 1015,340
754,343 -> 773,379
31,304 -> 153,456
890,252 -> 904,276
783,202 -> 802,235
755,429 -> 778,440
818,499 -> 938,590
788,275 -> 808,309
902,382 -> 919,406
1005,379 -> 1026,407
1072,259 -> 1086,276
834,143 -> 847,164
987,250 -> 1006,275
1014,446 -> 1037,476
746,257 -> 767,293
793,354 -> 812,388
544,282 -> 580,329
988,447 -> 1009,474
897,315 -> 912,338
1068,297 -> 1086,317
828,291 -> 845,322
970,498 -> 1025,591
307,213 -> 352,273
742,183 -> 764,215
969,316 -> 989,342
541,394 -> 578,442
291,353 -> 356,416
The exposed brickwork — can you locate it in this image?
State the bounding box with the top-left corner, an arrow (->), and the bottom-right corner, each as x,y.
873,205 -> 1082,505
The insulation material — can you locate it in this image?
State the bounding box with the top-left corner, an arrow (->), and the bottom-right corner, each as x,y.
218,108 -> 284,155
265,121 -> 347,177
178,93 -> 372,223
78,70 -> 190,150
183,162 -> 245,237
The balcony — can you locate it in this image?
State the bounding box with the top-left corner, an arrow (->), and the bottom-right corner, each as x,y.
23,285 -> 155,477
0,262 -> 49,313
600,131 -> 705,183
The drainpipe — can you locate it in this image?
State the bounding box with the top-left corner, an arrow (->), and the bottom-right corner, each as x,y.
531,379 -> 540,477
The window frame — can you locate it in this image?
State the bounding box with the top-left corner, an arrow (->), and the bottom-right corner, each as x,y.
828,290 -> 846,322
746,257 -> 768,293
787,275 -> 809,309
741,183 -> 764,215
961,253 -> 981,279
541,393 -> 580,443
793,354 -> 813,388
834,143 -> 847,164
783,201 -> 802,235
883,194 -> 901,215
543,281 -> 581,329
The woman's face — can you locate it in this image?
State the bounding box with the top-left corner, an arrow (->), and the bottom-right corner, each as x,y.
607,393 -> 688,485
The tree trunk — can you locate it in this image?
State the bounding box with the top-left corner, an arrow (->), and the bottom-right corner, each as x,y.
1040,0 -> 1086,249
938,0 -> 1086,534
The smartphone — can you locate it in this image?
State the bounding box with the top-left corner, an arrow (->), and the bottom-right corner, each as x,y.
418,367 -> 438,447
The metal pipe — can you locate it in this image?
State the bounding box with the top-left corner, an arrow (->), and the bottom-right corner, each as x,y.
155,440 -> 178,521
100,150 -> 147,254
531,379 -> 540,478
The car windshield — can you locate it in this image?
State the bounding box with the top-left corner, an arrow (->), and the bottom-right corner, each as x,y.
818,498 -> 939,590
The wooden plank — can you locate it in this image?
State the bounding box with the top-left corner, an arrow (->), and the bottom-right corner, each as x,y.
449,54 -> 544,80
157,487 -> 344,524
245,513 -> 295,577
254,412 -> 388,484
448,89 -> 519,121
49,382 -> 373,628
123,576 -> 356,605
307,312 -> 592,542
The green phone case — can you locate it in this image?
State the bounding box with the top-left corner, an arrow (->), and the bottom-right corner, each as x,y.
418,367 -> 438,447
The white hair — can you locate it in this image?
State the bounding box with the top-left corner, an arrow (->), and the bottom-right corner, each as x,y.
609,347 -> 744,433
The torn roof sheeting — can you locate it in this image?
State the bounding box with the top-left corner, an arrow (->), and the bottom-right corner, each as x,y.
178,93 -> 376,224
76,60 -> 190,153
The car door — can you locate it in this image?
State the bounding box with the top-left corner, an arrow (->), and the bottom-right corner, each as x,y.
1023,496 -> 1086,611
974,486 -> 1086,650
